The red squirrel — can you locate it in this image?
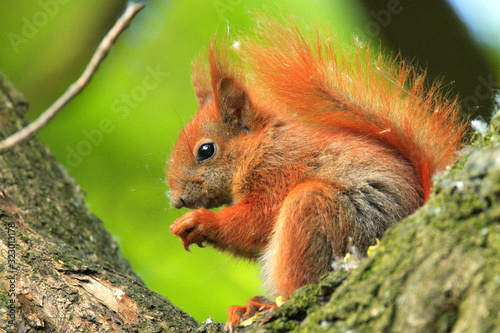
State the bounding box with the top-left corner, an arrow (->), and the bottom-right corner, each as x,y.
167,16 -> 466,331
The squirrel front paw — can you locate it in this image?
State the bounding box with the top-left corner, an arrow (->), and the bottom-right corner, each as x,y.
170,209 -> 212,252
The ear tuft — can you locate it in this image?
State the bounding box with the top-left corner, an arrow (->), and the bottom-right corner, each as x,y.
194,87 -> 212,108
192,51 -> 212,108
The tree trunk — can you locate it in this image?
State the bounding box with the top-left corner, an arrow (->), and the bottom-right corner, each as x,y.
0,74 -> 207,332
1,73 -> 499,332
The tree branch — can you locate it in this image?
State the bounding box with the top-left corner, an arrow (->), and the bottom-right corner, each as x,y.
0,2 -> 145,152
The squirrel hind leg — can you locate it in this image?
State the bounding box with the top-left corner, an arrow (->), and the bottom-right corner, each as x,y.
262,181 -> 353,299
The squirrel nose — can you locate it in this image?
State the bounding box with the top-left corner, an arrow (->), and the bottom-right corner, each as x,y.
172,197 -> 186,209
170,188 -> 186,209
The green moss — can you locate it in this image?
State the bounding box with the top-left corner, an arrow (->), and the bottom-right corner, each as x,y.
16,232 -> 28,243
0,289 -> 8,304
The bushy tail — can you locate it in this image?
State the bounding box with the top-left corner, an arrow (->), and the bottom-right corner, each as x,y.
239,16 -> 467,201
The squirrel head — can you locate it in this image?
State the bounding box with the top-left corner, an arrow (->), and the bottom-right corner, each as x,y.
167,43 -> 251,209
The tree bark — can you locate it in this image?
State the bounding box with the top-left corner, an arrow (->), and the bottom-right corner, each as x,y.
1,73 -> 499,333
0,74 -> 204,332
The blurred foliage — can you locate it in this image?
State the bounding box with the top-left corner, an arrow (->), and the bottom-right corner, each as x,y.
0,0 -> 498,323
358,0 -> 500,119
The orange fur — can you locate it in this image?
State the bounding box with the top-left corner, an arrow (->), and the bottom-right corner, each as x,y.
241,18 -> 465,201
167,15 -> 466,330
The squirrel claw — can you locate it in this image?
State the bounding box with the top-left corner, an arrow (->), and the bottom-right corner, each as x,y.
171,209 -> 210,252
182,242 -> 192,253
225,296 -> 277,331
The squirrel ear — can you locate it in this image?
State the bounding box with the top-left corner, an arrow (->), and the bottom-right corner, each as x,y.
217,77 -> 248,125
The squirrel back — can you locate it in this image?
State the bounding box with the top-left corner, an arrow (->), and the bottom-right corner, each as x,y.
239,17 -> 466,201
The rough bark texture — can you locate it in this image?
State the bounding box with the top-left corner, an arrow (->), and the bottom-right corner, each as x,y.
0,74 -> 200,332
1,73 -> 499,333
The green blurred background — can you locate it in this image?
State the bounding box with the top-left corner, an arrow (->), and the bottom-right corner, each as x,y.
0,0 -> 498,323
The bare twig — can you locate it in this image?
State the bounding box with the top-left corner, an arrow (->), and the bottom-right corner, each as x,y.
0,2 -> 145,152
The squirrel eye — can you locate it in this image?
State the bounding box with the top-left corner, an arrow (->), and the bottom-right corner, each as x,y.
197,142 -> 216,162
